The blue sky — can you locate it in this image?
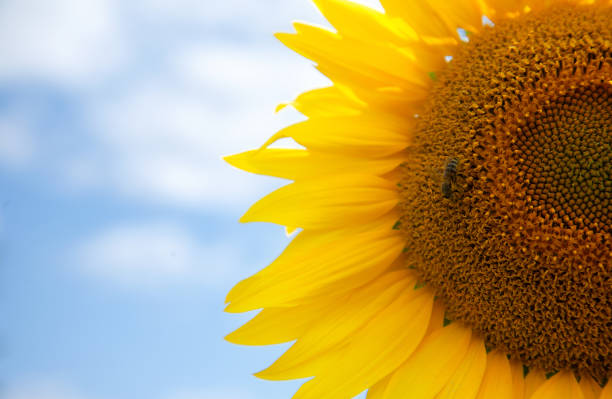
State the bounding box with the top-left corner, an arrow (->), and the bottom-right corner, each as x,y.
0,1 -> 388,398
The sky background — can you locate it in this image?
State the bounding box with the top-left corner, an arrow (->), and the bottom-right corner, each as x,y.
0,0 -> 387,398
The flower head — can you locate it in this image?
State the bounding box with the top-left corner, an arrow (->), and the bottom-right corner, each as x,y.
225,0 -> 612,398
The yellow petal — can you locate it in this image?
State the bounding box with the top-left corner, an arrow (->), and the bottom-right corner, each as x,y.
276,23 -> 430,91
312,0 -> 418,44
475,350 -> 513,399
482,0 -> 527,20
263,115 -> 412,158
424,298 -> 447,335
225,299 -> 332,345
510,360 -> 526,399
531,371 -> 584,399
525,369 -> 547,399
315,63 -> 429,113
367,375 -> 392,399
240,174 -> 398,230
278,85 -> 366,118
580,376 -> 603,399
225,149 -> 403,180
379,0 -> 457,40
600,381 -> 612,399
382,323 -> 473,398
256,270 -> 417,380
226,213 -> 404,312
289,291 -> 435,399
434,336 -> 487,399
225,149 -> 309,179
427,0 -> 484,34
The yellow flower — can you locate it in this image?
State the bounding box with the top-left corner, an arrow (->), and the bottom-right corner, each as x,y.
225,0 -> 612,398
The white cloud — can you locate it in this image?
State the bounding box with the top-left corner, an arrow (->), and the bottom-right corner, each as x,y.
74,222 -> 244,291
62,42 -> 326,209
72,88 -> 284,208
131,0 -> 382,27
3,0 -> 382,209
130,0 -> 324,31
2,378 -> 96,399
0,116 -> 35,168
0,0 -> 382,90
0,0 -> 124,88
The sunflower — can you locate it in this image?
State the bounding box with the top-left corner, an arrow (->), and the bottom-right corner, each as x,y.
224,0 -> 612,397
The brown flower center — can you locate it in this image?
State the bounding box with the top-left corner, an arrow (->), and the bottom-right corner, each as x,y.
399,3 -> 612,382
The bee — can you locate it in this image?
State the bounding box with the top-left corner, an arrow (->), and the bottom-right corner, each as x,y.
441,158 -> 459,199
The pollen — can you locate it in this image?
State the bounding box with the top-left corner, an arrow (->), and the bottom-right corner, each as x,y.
399,3 -> 612,383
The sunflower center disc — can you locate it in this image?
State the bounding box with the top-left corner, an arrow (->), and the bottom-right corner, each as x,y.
399,4 -> 612,382
515,84 -> 611,230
